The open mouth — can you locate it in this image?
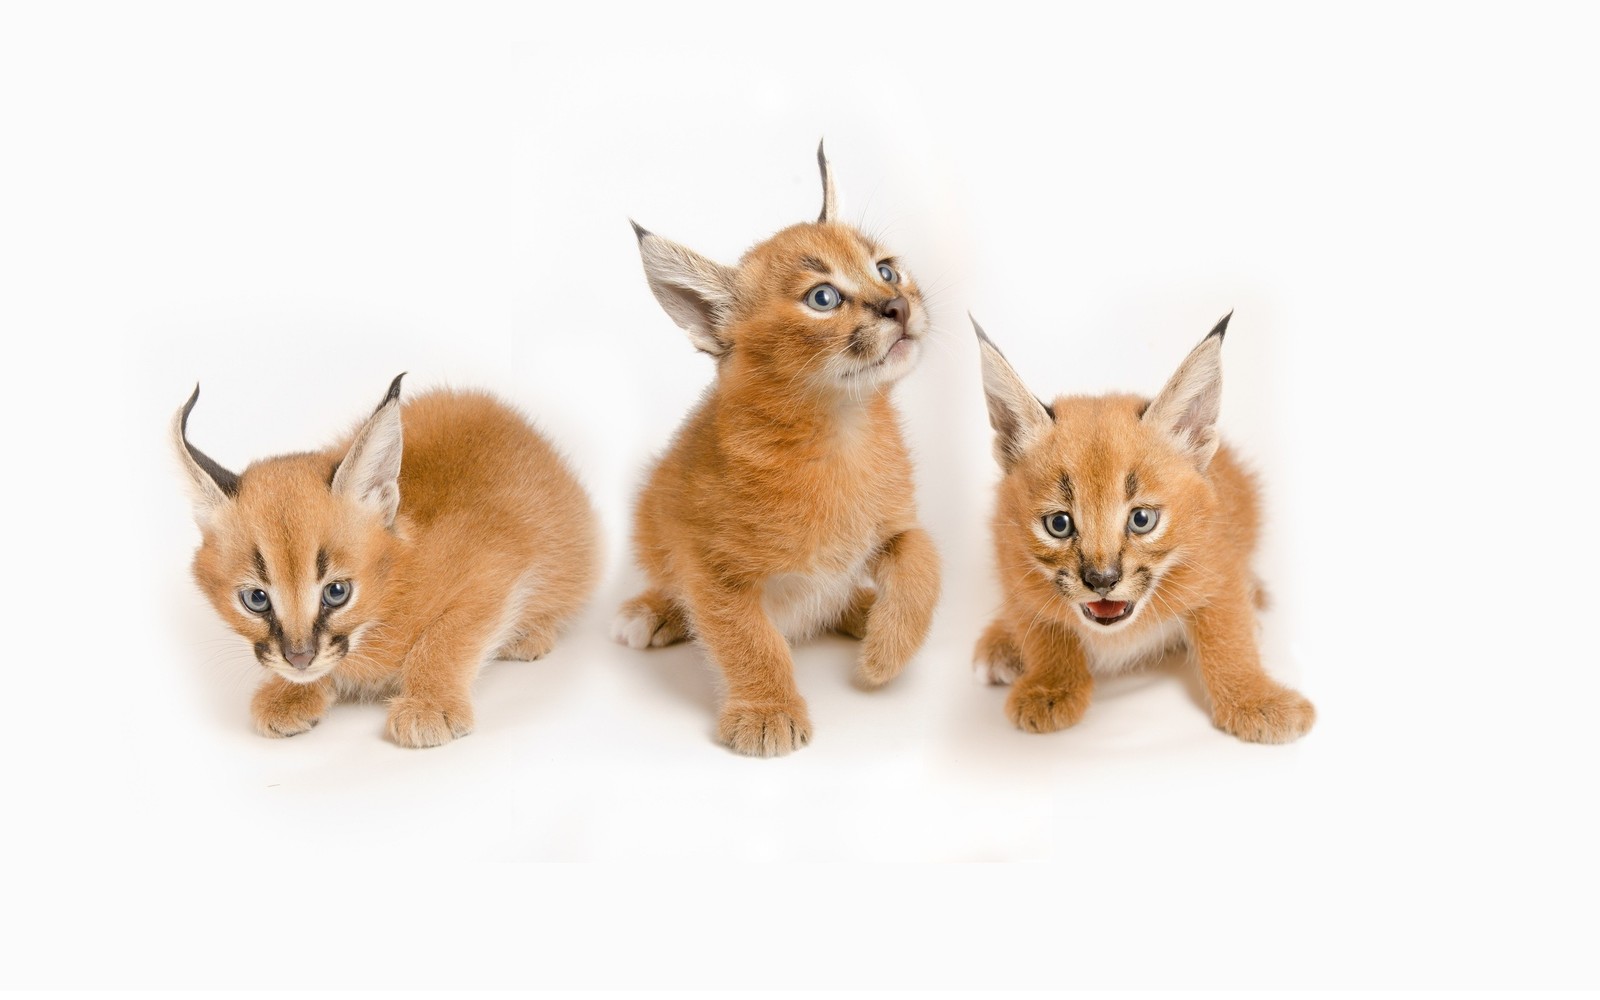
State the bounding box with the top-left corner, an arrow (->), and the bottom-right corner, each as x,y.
1080,599 -> 1133,626
871,333 -> 912,367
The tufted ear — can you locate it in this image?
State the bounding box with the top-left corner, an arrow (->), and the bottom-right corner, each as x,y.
172,385 -> 239,529
972,315 -> 1053,471
631,221 -> 739,357
331,374 -> 406,526
816,139 -> 838,223
1143,312 -> 1231,471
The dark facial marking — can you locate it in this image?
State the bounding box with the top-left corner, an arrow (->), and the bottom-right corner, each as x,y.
846,325 -> 873,358
1125,471 -> 1139,502
253,548 -> 269,584
800,256 -> 830,274
316,548 -> 329,580
1058,475 -> 1075,509
331,634 -> 350,657
253,640 -> 271,664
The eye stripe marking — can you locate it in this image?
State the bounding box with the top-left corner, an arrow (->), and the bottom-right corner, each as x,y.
1058,475 -> 1075,508
1125,471 -> 1139,501
253,548 -> 269,584
316,547 -> 328,579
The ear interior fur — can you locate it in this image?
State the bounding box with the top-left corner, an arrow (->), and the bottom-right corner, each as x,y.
331,374 -> 406,526
1143,312 -> 1231,470
632,222 -> 738,357
817,139 -> 837,223
972,316 -> 1053,470
173,385 -> 239,527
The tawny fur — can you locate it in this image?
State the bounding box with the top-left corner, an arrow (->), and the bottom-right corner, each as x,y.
175,380 -> 599,747
615,145 -> 941,757
973,316 -> 1314,744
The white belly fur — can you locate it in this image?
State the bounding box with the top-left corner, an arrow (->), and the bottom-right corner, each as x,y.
1083,614 -> 1189,676
762,559 -> 869,641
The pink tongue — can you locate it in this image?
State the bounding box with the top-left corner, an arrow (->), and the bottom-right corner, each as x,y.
1086,600 -> 1127,619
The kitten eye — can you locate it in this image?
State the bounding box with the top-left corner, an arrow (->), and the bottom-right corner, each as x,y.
240,588 -> 271,614
877,262 -> 899,284
322,580 -> 352,608
1042,512 -> 1074,539
1128,507 -> 1160,534
806,284 -> 842,311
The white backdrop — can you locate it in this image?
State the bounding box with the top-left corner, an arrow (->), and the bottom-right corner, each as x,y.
2,0 -> 1595,990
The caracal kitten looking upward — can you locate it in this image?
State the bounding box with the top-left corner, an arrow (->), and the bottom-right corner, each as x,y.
613,144 -> 941,757
175,376 -> 599,747
973,314 -> 1314,743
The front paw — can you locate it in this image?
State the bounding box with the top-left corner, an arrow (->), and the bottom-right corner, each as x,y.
1005,681 -> 1091,734
386,696 -> 474,748
251,682 -> 329,738
717,700 -> 812,757
1213,687 -> 1315,744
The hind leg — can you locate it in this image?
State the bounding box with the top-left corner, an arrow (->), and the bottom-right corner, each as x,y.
832,587 -> 875,640
496,607 -> 564,661
973,618 -> 1024,685
611,588 -> 693,649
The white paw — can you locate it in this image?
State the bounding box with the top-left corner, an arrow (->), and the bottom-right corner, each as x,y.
610,609 -> 657,649
974,655 -> 1022,686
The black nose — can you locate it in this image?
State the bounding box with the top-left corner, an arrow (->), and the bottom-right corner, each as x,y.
878,296 -> 908,326
1082,566 -> 1121,595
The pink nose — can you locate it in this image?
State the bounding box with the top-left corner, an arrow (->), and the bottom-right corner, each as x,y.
284,647 -> 315,671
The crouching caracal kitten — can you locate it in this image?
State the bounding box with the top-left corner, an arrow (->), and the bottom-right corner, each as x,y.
972,314 -> 1314,743
613,144 -> 942,757
175,376 -> 599,747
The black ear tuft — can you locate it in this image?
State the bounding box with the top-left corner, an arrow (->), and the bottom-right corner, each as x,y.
629,218 -> 649,240
179,384 -> 241,497
969,312 -> 998,350
375,373 -> 405,414
1208,310 -> 1233,341
816,138 -> 837,223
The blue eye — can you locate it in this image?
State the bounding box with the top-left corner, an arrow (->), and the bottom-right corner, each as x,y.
1043,512 -> 1074,539
322,580 -> 352,608
806,284 -> 841,311
240,588 -> 271,614
1129,508 -> 1160,534
877,262 -> 898,284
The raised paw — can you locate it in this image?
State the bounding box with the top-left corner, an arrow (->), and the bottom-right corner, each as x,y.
973,622 -> 1024,685
717,700 -> 813,758
1005,681 -> 1091,734
611,595 -> 691,649
386,696 -> 474,748
251,680 -> 330,738
1213,687 -> 1315,744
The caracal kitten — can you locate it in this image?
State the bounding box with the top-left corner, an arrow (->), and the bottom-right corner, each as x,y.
613,144 -> 941,757
175,376 -> 599,747
972,314 -> 1314,743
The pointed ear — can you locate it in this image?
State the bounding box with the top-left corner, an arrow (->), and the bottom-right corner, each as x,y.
1143,312 -> 1231,470
631,221 -> 738,357
331,374 -> 406,526
172,385 -> 239,528
972,315 -> 1053,471
816,139 -> 837,223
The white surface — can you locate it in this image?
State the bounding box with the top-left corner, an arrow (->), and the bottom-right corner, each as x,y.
2,0 -> 1596,990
